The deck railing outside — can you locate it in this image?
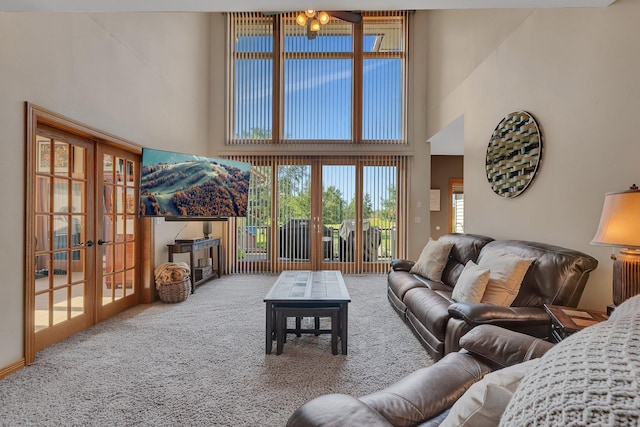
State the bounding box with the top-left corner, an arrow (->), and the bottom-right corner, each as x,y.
238,224 -> 396,263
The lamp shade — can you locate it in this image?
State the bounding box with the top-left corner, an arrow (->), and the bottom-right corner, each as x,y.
295,13 -> 307,27
591,186 -> 640,248
318,11 -> 331,25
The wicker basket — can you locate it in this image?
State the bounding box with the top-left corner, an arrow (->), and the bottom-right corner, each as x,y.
157,276 -> 191,303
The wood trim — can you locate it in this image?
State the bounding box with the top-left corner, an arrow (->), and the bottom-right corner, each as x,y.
25,104 -> 37,365
26,103 -> 142,154
140,217 -> 155,303
0,359 -> 25,380
352,20 -> 363,143
273,15 -> 282,142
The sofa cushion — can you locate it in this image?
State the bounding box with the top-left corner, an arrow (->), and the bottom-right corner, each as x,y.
287,393 -> 393,427
441,359 -> 539,427
410,239 -> 454,283
358,352 -> 493,427
387,270 -> 429,302
478,250 -> 534,306
452,260 -> 490,303
439,234 -> 495,287
479,240 -> 597,308
404,287 -> 452,341
500,296 -> 640,426
459,325 -> 553,370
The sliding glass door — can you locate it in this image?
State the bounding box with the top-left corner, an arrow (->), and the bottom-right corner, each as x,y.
230,156 -> 405,274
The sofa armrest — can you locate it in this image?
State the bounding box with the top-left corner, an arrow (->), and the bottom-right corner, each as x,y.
358,352 -> 492,426
287,394 -> 393,427
390,258 -> 415,272
459,324 -> 554,369
448,302 -> 550,327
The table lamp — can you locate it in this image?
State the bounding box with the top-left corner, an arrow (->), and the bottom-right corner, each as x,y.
591,184 -> 640,305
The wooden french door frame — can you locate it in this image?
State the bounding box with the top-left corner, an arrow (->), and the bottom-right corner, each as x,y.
25,104 -> 151,364
95,144 -> 141,322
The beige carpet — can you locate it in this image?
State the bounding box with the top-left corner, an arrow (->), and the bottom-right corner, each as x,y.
0,274 -> 433,426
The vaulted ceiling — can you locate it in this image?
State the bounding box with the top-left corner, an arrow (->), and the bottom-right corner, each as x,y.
0,0 -> 616,12
1,0 -> 614,154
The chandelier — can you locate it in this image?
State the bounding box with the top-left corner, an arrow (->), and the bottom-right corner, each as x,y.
295,10 -> 331,36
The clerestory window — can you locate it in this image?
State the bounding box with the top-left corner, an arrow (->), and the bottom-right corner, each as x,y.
228,11 -> 408,144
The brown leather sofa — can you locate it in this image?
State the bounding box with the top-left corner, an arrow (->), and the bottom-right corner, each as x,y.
288,294 -> 640,426
387,233 -> 598,360
287,325 -> 553,426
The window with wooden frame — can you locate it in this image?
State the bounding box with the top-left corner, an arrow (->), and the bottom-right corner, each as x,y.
228,11 -> 408,144
450,178 -> 464,233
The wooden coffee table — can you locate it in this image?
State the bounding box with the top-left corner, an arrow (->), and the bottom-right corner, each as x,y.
264,270 -> 351,355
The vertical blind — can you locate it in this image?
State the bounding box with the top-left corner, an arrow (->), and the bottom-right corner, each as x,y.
228,11 -> 408,144
224,155 -> 408,275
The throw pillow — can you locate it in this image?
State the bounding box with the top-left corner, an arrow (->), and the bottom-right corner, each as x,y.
500,310 -> 640,426
452,260 -> 491,303
440,359 -> 540,427
409,238 -> 454,283
477,250 -> 534,306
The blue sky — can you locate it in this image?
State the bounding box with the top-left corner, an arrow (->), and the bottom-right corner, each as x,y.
234,33 -> 402,140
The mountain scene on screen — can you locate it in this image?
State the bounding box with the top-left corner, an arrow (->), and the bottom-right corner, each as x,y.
139,149 -> 250,217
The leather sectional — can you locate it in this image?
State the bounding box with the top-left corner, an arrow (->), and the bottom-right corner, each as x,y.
287,324 -> 553,426
288,294 -> 640,427
387,233 -> 598,360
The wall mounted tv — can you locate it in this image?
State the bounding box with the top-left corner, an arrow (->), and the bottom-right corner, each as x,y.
139,148 -> 251,219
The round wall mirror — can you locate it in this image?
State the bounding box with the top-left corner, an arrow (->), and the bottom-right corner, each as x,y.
485,111 -> 543,198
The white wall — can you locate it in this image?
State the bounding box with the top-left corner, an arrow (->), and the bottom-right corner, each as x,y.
0,12 -> 211,368
5,3 -> 629,369
423,0 -> 639,309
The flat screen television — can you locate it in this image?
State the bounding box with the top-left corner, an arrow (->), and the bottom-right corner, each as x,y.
139,148 -> 251,219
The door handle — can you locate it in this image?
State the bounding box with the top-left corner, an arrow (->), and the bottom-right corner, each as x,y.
84,240 -> 95,247
98,239 -> 113,245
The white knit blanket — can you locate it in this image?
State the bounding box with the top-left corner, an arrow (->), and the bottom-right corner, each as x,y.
500,296 -> 640,426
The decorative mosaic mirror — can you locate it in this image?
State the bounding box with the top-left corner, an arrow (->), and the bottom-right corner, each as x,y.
485,111 -> 543,198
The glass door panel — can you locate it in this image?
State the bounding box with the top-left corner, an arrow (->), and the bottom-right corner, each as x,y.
276,164 -> 312,270
33,134 -> 92,350
97,148 -> 139,320
320,165 -> 355,267
318,162 -> 398,273
362,165 -> 396,266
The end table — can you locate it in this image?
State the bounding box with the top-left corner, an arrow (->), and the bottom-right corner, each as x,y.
544,304 -> 608,343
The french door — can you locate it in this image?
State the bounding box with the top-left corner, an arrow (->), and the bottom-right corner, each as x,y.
96,145 -> 140,321
230,156 -> 405,274
27,108 -> 141,360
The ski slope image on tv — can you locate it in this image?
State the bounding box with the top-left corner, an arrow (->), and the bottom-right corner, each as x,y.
139,148 -> 251,218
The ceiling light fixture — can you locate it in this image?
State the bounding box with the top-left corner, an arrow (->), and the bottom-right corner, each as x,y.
295,10 -> 331,36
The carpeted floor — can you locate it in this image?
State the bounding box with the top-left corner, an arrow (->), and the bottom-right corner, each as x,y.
0,274 -> 433,426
